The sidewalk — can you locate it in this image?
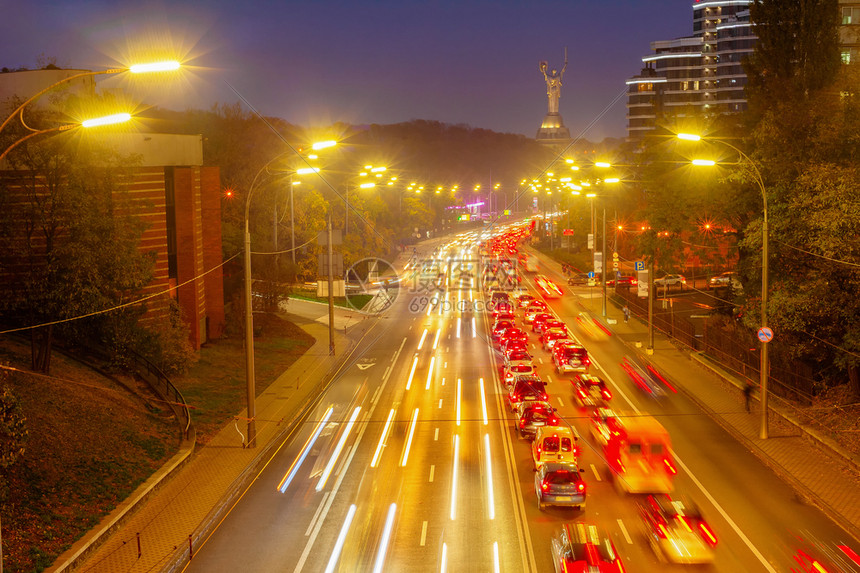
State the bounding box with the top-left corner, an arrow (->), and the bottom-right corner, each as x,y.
535,250 -> 860,542
49,312 -> 358,573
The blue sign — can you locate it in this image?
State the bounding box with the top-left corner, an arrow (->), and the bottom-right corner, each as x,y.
634,261 -> 645,271
757,327 -> 774,343
587,271 -> 595,279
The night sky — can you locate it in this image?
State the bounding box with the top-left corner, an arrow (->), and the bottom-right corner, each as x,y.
2,1 -> 694,140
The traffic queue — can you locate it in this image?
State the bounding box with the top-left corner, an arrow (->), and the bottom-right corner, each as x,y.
480,223 -> 720,570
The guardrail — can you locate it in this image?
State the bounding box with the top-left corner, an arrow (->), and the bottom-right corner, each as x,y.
126,348 -> 192,440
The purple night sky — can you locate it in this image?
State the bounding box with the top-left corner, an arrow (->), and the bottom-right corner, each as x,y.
2,1 -> 693,140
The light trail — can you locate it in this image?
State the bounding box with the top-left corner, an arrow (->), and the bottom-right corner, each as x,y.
316,406 -> 361,491
277,406 -> 333,493
456,317 -> 461,338
450,435 -> 460,520
405,355 -> 419,390
433,328 -> 441,349
372,503 -> 397,573
324,504 -> 356,573
485,433 -> 495,519
401,408 -> 420,466
440,542 -> 448,573
471,316 -> 477,338
456,378 -> 462,426
417,328 -> 428,349
370,409 -> 395,467
493,542 -> 500,573
425,356 -> 436,389
479,377 -> 488,425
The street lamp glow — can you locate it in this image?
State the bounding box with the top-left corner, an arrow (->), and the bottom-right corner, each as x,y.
604,177 -> 620,183
570,165 -> 580,171
128,60 -> 181,73
565,158 -> 574,164
81,112 -> 132,128
595,161 -> 612,168
360,182 -> 375,189
692,159 -> 716,166
296,167 -> 320,175
586,193 -> 597,198
370,166 -> 387,173
311,140 -> 337,150
677,133 -> 702,141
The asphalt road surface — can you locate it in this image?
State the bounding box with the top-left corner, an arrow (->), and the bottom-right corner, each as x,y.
185,232 -> 860,573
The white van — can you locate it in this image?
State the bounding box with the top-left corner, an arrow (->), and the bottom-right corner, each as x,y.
532,426 -> 578,469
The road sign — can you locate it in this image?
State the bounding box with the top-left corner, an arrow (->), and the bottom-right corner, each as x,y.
504,209 -> 511,215
612,252 -> 619,260
612,261 -> 619,269
587,233 -> 594,250
594,252 -> 603,273
317,230 -> 343,246
757,327 -> 774,343
458,214 -> 471,221
563,229 -> 574,236
634,261 -> 645,271
587,271 -> 595,279
318,252 -> 344,276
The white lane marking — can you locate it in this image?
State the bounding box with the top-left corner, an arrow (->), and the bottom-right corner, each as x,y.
400,408 -> 420,466
538,358 -> 544,364
316,407 -> 361,491
426,356 -> 436,390
382,366 -> 391,382
439,399 -> 443,408
429,464 -> 435,482
370,386 -> 381,404
305,491 -> 330,536
393,337 -> 407,362
440,542 -> 449,572
547,375 -> 553,384
617,519 -> 633,545
480,378 -> 489,425
420,520 -> 428,546
485,433 -> 495,520
418,328 -> 428,350
433,328 -> 442,349
557,397 -> 564,408
435,427 -> 440,440
442,377 -> 446,386
593,356 -> 778,572
324,504 -> 356,573
456,317 -> 461,338
590,464 -> 602,482
450,435 -> 460,520
445,362 -> 448,368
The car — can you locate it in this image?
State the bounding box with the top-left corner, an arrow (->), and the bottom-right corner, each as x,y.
550,522 -> 625,573
500,337 -> 529,356
607,274 -> 637,287
498,326 -> 528,346
572,374 -> 612,407
504,348 -> 532,364
567,273 -> 591,286
553,342 -> 591,373
533,425 -> 579,469
491,319 -> 514,341
514,401 -> 559,439
654,273 -> 686,288
531,312 -> 556,333
502,361 -> 536,387
639,494 -> 718,565
588,407 -> 621,446
492,309 -> 516,321
507,374 -> 548,412
534,274 -> 564,298
515,293 -> 536,308
534,462 -> 587,510
574,312 -> 609,341
620,356 -> 672,396
541,328 -> 572,351
708,270 -> 735,288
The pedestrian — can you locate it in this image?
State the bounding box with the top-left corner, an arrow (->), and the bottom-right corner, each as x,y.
743,381 -> 753,412
622,305 -> 630,324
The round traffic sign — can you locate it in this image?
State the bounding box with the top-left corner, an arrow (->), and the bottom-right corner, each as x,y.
757,327 -> 773,343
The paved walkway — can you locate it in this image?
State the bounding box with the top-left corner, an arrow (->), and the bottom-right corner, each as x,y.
50,311 -> 361,573
534,249 -> 860,542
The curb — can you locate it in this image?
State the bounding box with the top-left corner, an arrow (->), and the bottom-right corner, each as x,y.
45,437 -> 195,573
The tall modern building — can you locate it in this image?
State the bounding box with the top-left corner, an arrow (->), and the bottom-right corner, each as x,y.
626,0 -> 755,140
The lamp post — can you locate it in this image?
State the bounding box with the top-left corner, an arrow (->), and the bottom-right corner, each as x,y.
0,61 -> 180,137
679,133 -> 771,439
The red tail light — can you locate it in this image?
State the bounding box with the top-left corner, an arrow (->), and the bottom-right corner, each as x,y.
541,393 -> 548,400
602,388 -> 613,400
576,481 -> 586,492
520,419 -> 526,428
657,523 -> 669,539
577,388 -> 588,399
698,522 -> 718,546
550,417 -> 558,425
541,481 -> 549,491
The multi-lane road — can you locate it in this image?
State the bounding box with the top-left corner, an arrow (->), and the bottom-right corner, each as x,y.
184,232 -> 860,573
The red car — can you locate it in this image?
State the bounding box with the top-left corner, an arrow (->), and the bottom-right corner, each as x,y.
504,348 -> 532,363
550,523 -> 625,572
491,319 -> 514,341
553,342 -> 591,374
530,313 -> 555,331
572,374 -> 612,407
541,328 -> 572,351
498,326 -> 528,348
501,337 -> 529,356
535,316 -> 564,335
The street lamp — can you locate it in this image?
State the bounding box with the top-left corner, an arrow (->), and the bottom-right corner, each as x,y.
0,112 -> 132,163
679,132 -> 771,439
0,61 -> 180,136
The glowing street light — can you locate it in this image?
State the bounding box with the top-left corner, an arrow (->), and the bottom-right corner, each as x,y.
680,132 -> 772,439
0,112 -> 133,163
